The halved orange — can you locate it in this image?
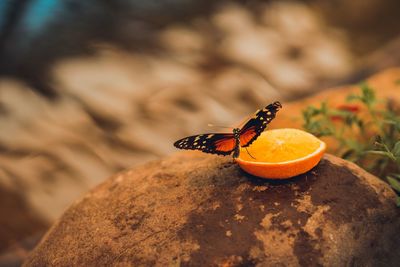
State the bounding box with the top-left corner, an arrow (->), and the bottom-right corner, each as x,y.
236,128 -> 326,179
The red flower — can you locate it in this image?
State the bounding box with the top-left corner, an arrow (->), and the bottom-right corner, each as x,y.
337,104 -> 360,113
330,104 -> 360,121
330,115 -> 343,121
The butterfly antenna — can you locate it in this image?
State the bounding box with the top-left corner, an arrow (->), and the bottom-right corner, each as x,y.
245,147 -> 256,160
207,123 -> 233,129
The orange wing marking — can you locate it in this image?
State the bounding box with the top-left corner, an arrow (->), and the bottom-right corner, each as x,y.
215,138 -> 236,152
240,127 -> 257,146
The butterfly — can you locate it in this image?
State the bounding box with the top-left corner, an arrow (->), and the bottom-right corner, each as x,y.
174,101 -> 282,158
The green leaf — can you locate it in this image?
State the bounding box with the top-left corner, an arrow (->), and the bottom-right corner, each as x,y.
355,118 -> 364,129
319,128 -> 334,137
366,151 -> 387,156
396,196 -> 400,207
382,119 -> 396,125
392,141 -> 400,157
346,83 -> 376,108
346,94 -> 360,102
387,176 -> 400,193
360,83 -> 376,106
366,150 -> 397,161
308,106 -> 321,116
346,139 -> 362,150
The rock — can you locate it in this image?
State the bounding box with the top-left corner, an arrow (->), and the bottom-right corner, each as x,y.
0,185 -> 48,266
24,152 -> 399,266
0,185 -> 48,252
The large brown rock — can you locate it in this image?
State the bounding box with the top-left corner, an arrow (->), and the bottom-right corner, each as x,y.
24,152 -> 399,266
0,186 -> 48,266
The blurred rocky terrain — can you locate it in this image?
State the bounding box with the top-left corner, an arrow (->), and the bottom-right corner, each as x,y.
0,0 -> 400,263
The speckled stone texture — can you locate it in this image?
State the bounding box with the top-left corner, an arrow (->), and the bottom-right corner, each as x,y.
24,153 -> 400,267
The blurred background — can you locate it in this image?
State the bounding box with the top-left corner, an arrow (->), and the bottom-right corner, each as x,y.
0,0 -> 400,265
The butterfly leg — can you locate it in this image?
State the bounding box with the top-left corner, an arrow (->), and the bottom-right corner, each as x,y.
245,147 -> 256,160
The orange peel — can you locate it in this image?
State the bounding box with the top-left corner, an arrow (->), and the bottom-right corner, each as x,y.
235,128 -> 326,179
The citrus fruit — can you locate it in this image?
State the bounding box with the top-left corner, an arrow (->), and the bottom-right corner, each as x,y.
235,128 -> 326,179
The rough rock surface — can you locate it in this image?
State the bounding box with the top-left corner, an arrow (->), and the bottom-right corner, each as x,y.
24,152 -> 400,266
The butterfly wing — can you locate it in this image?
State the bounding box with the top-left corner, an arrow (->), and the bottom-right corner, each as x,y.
240,101 -> 282,147
174,133 -> 236,156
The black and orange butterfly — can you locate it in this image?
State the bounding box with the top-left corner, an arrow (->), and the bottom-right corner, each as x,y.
174,101 -> 282,158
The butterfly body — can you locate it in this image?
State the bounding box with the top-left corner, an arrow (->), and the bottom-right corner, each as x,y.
232,128 -> 241,158
174,101 -> 282,158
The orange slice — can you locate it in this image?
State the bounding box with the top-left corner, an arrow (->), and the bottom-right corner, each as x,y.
236,128 -> 326,179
